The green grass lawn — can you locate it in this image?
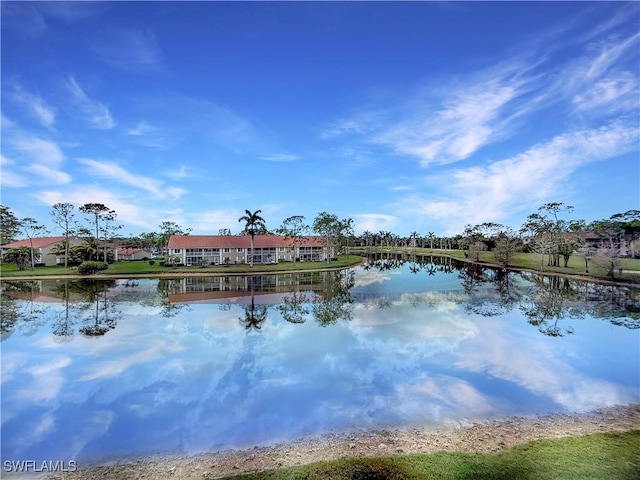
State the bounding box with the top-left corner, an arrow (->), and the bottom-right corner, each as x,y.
221,430 -> 640,480
3,250 -> 639,283
0,255 -> 365,278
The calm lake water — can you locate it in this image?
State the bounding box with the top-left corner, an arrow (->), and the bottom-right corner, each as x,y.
1,255 -> 639,467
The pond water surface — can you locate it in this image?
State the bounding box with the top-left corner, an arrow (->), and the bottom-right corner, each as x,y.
1,255 -> 639,467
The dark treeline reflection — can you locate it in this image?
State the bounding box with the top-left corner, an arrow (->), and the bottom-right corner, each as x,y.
1,258 -> 638,341
1,279 -> 122,342
364,252 -> 640,335
160,270 -> 355,330
363,252 -> 456,275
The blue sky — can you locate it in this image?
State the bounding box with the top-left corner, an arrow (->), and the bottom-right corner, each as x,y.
1,1 -> 638,238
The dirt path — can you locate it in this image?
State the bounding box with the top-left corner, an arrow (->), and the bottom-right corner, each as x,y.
50,404 -> 640,480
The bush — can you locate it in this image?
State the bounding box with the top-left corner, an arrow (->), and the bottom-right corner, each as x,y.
78,261 -> 108,275
149,260 -> 155,265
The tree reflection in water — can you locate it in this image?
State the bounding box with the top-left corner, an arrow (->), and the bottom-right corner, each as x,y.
0,279 -> 123,340
71,279 -> 121,337
0,280 -> 47,340
364,253 -> 639,337
239,276 -> 269,332
1,258 -> 638,341
51,280 -> 75,342
277,291 -> 309,324
312,269 -> 355,327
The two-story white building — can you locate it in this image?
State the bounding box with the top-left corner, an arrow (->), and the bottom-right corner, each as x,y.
167,235 -> 332,266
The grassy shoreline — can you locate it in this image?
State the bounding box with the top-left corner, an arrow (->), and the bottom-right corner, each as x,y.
2,249 -> 639,286
221,430 -> 640,480
0,255 -> 365,280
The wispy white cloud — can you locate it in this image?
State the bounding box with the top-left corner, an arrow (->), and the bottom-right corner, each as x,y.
324,58 -> 538,166
1,116 -> 71,185
39,2 -> 102,22
18,357 -> 71,402
572,73 -> 638,115
8,84 -> 56,129
127,121 -> 154,136
77,158 -> 186,200
37,187 -> 155,230
186,209 -> 241,235
1,3 -> 48,39
0,155 -> 29,187
382,83 -> 520,166
80,346 -> 163,381
354,213 -> 398,234
259,154 -> 300,162
396,121 -> 639,234
11,136 -> 63,165
1,2 -> 101,39
325,22 -> 638,169
1,114 -> 15,129
198,101 -> 259,150
127,121 -> 168,149
92,29 -> 163,71
164,165 -> 192,180
8,135 -> 71,185
455,317 -> 635,412
585,32 -> 639,80
66,77 -> 115,130
28,164 -> 72,185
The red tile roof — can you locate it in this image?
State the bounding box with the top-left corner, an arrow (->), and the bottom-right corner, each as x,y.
167,235 -> 326,249
0,236 -> 69,249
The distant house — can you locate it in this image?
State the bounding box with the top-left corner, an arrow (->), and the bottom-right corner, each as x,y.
0,236 -> 84,266
167,235 -> 332,266
117,248 -> 153,261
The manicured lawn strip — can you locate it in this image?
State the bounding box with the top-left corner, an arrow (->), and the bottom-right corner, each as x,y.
0,263 -> 81,276
0,255 -> 364,278
220,430 -> 640,480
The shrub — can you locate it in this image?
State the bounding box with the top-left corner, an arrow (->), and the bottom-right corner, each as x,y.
78,261 -> 108,275
149,260 -> 155,265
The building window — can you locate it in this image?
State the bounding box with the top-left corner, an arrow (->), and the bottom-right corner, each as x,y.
237,248 -> 244,252
224,248 -> 231,253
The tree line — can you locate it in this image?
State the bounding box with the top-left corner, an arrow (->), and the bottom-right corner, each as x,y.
0,204 -> 356,269
1,203 -> 638,277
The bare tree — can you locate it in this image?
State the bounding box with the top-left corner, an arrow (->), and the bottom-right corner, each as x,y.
79,203 -> 111,261
19,217 -> 48,270
276,215 -> 309,263
51,203 -> 76,267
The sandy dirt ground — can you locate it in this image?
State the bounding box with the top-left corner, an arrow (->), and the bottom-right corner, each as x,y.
45,403 -> 640,480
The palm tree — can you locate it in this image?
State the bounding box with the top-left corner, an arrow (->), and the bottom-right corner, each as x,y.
361,230 -> 373,249
410,231 -> 419,250
427,231 -> 436,251
238,209 -> 266,267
